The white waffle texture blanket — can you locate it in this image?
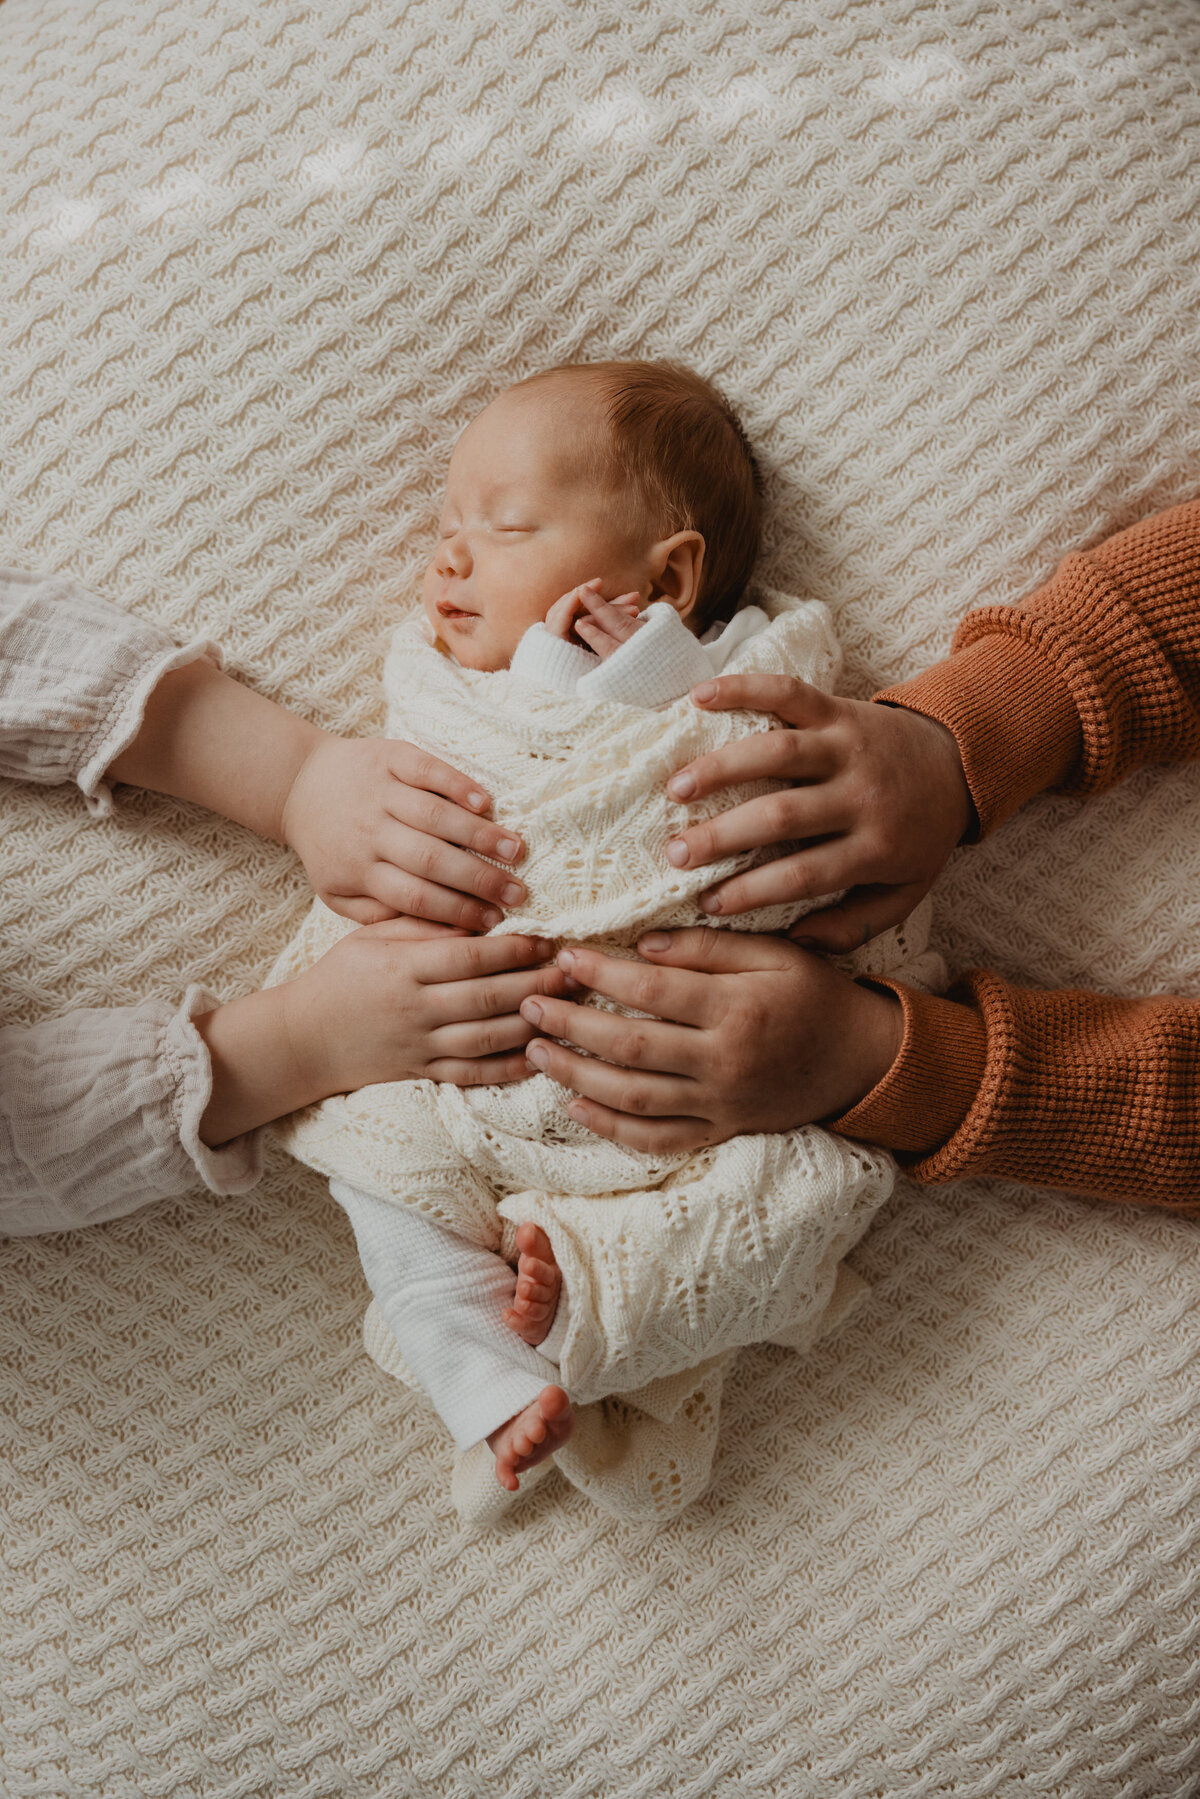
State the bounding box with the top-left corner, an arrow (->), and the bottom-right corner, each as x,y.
269,598 -> 943,1519
3,0 -> 1200,1792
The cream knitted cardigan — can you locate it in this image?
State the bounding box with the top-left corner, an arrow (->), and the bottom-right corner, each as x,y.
269,592 -> 945,1520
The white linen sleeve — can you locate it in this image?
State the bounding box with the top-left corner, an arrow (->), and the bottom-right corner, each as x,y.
0,565 -> 220,817
0,986 -> 265,1236
331,1179 -> 560,1451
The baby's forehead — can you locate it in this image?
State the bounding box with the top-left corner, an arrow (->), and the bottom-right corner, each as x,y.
446,376 -> 614,491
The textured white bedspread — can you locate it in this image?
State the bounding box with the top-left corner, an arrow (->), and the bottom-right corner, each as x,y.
1,0 -> 1199,1792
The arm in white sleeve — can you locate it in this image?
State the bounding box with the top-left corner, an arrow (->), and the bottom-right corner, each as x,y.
511,603 -> 773,710
509,623 -> 598,695
331,1179 -> 560,1451
0,987 -> 264,1235
0,566 -> 219,816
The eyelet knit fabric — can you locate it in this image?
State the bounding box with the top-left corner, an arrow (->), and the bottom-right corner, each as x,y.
268,595 -> 941,1522
3,0 -> 1200,1793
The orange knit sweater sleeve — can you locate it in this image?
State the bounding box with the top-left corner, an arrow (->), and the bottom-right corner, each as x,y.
831,498 -> 1200,1212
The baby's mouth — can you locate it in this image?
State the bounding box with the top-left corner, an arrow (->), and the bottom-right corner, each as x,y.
437,599 -> 477,621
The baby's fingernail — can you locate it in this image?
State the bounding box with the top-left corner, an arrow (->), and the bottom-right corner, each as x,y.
640,933 -> 671,953
557,948 -> 576,971
791,935 -> 819,950
482,907 -> 504,929
469,791 -> 488,810
496,836 -> 520,861
522,1000 -> 543,1024
692,682 -> 716,703
526,1042 -> 549,1068
668,774 -> 695,800
699,892 -> 721,914
665,840 -> 689,867
502,882 -> 525,905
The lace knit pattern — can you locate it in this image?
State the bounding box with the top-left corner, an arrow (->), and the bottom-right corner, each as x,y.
268,599 -> 939,1518
3,0 -> 1200,1790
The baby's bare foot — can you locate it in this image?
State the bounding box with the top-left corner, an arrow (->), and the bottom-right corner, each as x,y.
486,1384 -> 573,1491
502,1222 -> 561,1346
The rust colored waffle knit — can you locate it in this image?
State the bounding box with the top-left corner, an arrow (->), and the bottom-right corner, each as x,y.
832,499 -> 1200,1214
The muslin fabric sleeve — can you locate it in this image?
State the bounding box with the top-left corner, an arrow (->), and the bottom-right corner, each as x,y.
0,990 -> 264,1235
832,499 -> 1200,1210
0,568 -> 263,1229
0,565 -> 220,816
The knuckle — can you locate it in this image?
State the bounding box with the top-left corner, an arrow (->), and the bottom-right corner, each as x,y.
628,969 -> 662,1014
618,1082 -> 649,1116
612,1027 -> 648,1066
765,792 -> 796,837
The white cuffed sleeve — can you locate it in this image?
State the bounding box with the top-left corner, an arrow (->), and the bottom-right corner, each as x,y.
510,603 -> 774,710
0,565 -> 220,817
331,1180 -> 560,1450
576,602 -> 717,709
509,622 -> 598,695
0,986 -> 265,1236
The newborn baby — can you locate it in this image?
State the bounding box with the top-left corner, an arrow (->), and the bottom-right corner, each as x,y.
270,360 -> 939,1521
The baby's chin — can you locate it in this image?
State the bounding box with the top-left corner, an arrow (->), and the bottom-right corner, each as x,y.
430,613 -> 512,672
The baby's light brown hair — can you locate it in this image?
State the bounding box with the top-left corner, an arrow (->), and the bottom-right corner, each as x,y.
517,359 -> 763,631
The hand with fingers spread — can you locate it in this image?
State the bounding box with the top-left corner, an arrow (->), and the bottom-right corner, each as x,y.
198,922 -> 569,1147
521,929 -> 903,1154
280,734 -> 529,930
662,674 -> 972,952
544,577 -> 644,659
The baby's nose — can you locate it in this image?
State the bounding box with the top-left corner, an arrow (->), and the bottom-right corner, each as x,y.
436,531 -> 471,576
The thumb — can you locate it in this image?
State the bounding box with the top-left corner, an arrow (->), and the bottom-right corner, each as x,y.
353,915 -> 468,943
637,924 -> 804,973
788,884 -> 926,954
323,893 -> 399,926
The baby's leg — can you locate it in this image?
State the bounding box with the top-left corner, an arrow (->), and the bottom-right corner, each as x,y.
331,1181 -> 573,1489
503,1223 -> 562,1347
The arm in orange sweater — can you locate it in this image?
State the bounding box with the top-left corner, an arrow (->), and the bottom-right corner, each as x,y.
834,499 -> 1200,1209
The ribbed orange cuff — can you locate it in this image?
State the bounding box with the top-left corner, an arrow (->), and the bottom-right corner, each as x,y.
875,636 -> 1082,838
830,979 -> 988,1157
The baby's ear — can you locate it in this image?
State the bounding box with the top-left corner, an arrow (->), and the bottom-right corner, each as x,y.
649,530 -> 705,622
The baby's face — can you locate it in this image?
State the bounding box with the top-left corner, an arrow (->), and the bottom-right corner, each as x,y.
423,380 -> 650,670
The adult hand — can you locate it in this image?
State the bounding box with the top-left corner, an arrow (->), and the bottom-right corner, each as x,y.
281,735 -> 528,930
662,675 -> 973,952
519,929 -> 902,1153
198,923 -> 569,1145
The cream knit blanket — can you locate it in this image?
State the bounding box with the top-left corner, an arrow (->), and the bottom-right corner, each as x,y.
8,0 -> 1200,1782
269,592 -> 944,1517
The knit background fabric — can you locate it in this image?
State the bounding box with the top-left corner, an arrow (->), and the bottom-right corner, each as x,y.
2,0 -> 1200,1792
268,599 -> 940,1520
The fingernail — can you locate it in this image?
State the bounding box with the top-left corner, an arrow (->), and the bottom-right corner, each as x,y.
668,774 -> 695,800
502,882 -> 525,905
640,932 -> 671,952
692,682 -> 716,703
522,1000 -> 543,1024
526,1042 -> 549,1068
791,935 -> 819,950
699,892 -> 721,914
496,836 -> 520,861
469,791 -> 488,810
482,907 -> 504,929
665,840 -> 689,867
557,949 -> 576,971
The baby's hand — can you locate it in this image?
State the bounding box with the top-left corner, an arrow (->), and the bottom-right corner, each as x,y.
545,578 -> 643,660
